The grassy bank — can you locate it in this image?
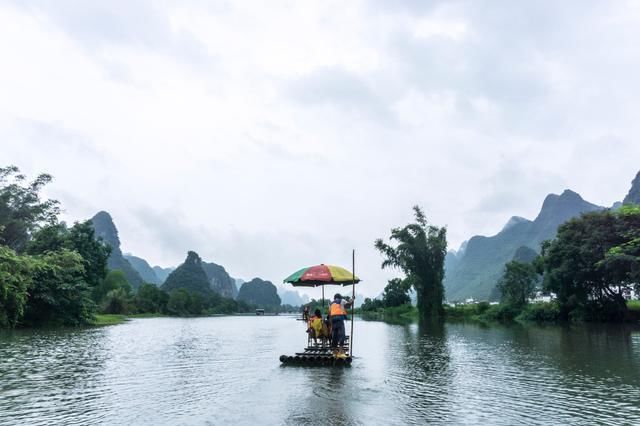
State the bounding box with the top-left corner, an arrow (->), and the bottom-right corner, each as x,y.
627,300 -> 640,312
445,300 -> 640,324
444,302 -> 560,323
362,300 -> 640,324
360,304 -> 418,322
127,313 -> 167,318
92,314 -> 128,326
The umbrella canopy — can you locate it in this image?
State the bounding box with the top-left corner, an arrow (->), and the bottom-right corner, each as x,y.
284,264 -> 360,287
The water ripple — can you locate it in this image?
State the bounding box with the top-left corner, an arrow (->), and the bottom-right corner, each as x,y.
1,318 -> 640,425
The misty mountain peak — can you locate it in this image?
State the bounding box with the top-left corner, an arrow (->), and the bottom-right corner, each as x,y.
89,211 -> 143,289
91,211 -> 120,249
185,251 -> 202,266
535,189 -> 593,223
501,216 -> 531,232
623,170 -> 640,205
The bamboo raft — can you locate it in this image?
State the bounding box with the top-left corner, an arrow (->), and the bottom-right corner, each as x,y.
279,337 -> 353,366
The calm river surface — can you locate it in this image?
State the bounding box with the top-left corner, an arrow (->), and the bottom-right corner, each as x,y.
1,316 -> 640,425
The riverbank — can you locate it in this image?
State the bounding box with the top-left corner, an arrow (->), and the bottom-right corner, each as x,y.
359,304 -> 418,322
90,311 -> 289,327
92,313 -> 171,326
92,314 -> 128,326
360,300 -> 640,324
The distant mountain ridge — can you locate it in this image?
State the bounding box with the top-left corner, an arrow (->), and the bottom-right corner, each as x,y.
90,211 -> 144,289
152,266 -> 174,283
201,261 -> 237,299
124,254 -> 160,285
444,189 -> 603,301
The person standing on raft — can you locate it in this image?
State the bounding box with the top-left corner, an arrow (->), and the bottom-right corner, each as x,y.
329,293 -> 354,354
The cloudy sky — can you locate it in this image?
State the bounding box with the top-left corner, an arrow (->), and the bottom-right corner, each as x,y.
2,0 -> 639,298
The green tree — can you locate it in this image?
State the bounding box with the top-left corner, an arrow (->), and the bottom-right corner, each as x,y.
167,288 -> 191,316
383,278 -> 412,307
598,205 -> 640,286
542,206 -> 640,321
0,166 -> 60,252
375,206 -> 447,320
23,249 -> 94,326
360,297 -> 384,312
94,270 -> 132,305
0,246 -> 33,327
135,283 -> 169,313
27,221 -> 110,294
101,288 -> 129,314
496,261 -> 538,307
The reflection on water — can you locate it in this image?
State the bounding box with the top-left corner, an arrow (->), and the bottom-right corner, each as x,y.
1,317 -> 639,425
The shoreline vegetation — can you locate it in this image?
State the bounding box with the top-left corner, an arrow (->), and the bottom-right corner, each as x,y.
2,166 -> 639,330
91,311 -> 291,327
369,203 -> 640,325
359,300 -> 640,325
0,166 -> 291,330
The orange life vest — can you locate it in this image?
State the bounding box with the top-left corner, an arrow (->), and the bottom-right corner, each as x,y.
330,301 -> 347,317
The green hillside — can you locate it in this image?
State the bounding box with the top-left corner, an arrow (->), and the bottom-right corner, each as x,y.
445,190 -> 602,301
237,278 -> 281,307
161,251 -> 211,296
125,254 -> 160,285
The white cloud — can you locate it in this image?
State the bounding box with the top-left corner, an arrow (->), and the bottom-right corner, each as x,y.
1,0 -> 640,298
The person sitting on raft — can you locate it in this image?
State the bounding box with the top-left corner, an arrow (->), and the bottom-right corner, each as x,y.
307,309 -> 323,345
329,293 -> 354,354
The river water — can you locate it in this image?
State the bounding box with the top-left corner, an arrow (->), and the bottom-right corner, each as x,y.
1,316 -> 639,425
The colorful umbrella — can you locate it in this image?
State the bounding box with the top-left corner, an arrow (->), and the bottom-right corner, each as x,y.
284,264 -> 360,287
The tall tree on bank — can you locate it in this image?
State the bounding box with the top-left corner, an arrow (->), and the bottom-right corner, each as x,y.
542,205 -> 640,321
375,206 -> 447,320
497,261 -> 538,307
0,166 -> 60,252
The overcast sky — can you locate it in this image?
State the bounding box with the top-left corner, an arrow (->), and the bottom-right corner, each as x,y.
2,1 -> 639,298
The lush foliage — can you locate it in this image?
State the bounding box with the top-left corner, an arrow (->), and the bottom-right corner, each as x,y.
135,283 -> 169,313
517,302 -> 561,322
0,246 -> 32,327
27,221 -> 111,293
375,206 -> 447,320
22,248 -> 95,327
382,278 -> 412,307
541,206 -> 640,321
359,278 -> 412,315
497,261 -> 538,307
359,302 -> 417,323
0,166 -> 60,251
444,302 -> 537,323
0,166 -> 111,327
0,166 -> 257,328
359,297 -> 384,312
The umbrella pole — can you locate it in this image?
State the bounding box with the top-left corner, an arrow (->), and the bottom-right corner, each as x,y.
322,285 -> 325,316
350,249 -> 355,357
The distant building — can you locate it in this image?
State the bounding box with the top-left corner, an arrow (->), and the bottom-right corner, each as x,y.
529,291 -> 557,303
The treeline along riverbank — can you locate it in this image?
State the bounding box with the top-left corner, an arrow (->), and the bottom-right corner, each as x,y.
0,166 -> 278,329
364,201 -> 640,324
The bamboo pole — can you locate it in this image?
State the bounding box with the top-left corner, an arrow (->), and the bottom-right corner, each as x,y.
350,249 -> 355,357
321,285 -> 325,316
